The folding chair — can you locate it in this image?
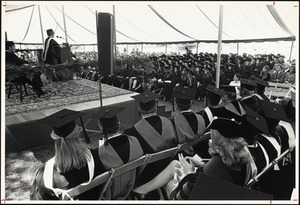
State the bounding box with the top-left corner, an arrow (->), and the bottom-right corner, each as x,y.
137,147 -> 178,178
176,132 -> 211,160
104,155 -> 149,200
246,146 -> 295,188
62,170 -> 112,200
136,146 -> 179,200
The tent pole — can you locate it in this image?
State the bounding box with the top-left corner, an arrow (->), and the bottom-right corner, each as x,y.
5,32 -> 7,41
165,44 -> 167,53
141,43 -> 143,53
216,5 -> 224,88
38,5 -> 44,43
196,42 -> 199,54
289,40 -> 294,61
113,5 -> 117,73
237,42 -> 239,55
96,11 -> 103,107
62,5 -> 68,43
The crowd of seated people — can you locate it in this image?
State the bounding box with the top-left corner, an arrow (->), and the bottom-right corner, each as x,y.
30,69 -> 296,200
99,51 -> 295,102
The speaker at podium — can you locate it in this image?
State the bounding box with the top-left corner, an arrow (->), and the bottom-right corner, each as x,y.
61,43 -> 72,63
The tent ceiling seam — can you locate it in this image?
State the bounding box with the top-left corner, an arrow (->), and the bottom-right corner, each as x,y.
236,5 -> 264,38
85,5 -> 140,42
148,5 -> 197,41
45,5 -> 76,43
256,5 -> 278,34
115,10 -> 156,41
196,5 -> 233,39
21,6 -> 35,42
53,5 -> 96,36
5,4 -> 35,12
266,5 -> 294,37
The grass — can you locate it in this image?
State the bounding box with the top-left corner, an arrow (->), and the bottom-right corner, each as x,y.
5,145 -> 54,201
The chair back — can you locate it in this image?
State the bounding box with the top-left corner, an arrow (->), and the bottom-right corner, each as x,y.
103,155 -> 149,200
137,146 -> 178,178
64,170 -> 111,200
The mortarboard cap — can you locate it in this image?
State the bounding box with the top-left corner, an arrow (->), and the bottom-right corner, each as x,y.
89,106 -> 125,139
207,107 -> 250,139
40,109 -> 84,138
89,106 -> 124,120
220,85 -> 237,101
208,105 -> 268,139
220,85 -> 236,94
243,105 -> 269,136
46,29 -> 55,36
172,86 -> 197,106
249,76 -> 269,90
131,91 -> 162,113
240,78 -> 257,91
206,85 -> 225,106
255,78 -> 269,89
260,100 -> 288,121
188,173 -> 273,200
206,85 -> 225,97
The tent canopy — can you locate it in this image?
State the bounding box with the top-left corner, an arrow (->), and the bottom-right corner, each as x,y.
3,1 -> 299,45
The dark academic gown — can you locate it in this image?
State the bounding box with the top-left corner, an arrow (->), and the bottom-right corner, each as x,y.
256,123 -> 295,200
42,37 -> 61,65
30,149 -> 105,200
123,115 -> 177,184
239,93 -> 264,113
171,111 -> 206,157
30,134 -> 143,200
170,155 -> 254,200
98,134 -> 144,199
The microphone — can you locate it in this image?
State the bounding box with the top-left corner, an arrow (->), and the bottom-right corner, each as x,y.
56,36 -> 64,39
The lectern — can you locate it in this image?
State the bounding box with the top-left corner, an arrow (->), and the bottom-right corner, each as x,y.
61,43 -> 71,63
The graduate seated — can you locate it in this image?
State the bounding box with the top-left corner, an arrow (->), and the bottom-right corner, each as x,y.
30,109 -> 103,200
123,91 -> 178,189
131,107 -> 265,200
171,86 -> 206,157
88,106 -> 144,200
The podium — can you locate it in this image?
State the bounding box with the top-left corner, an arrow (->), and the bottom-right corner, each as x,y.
61,43 -> 71,63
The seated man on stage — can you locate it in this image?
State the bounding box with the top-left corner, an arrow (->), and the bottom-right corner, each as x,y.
6,41 -> 45,96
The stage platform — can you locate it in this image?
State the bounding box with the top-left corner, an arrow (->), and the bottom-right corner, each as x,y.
5,79 -> 141,153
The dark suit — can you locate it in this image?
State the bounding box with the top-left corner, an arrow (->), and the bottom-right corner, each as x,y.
6,51 -> 25,66
270,70 -> 285,83
6,51 -> 44,94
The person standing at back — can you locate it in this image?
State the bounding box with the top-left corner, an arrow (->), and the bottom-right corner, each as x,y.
42,29 -> 61,65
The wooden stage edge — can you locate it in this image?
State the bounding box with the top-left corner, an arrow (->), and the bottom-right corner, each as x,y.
6,92 -> 138,126
5,92 -> 141,153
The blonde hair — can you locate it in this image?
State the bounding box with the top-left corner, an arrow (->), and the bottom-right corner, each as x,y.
208,129 -> 250,167
54,133 -> 91,173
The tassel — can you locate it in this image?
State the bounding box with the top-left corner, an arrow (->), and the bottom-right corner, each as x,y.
80,117 -> 90,144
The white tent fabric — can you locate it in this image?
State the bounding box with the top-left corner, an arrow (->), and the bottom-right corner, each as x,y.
3,1 -> 298,45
